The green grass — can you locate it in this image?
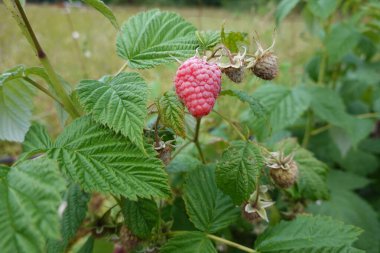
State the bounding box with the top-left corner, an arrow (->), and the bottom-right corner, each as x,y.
0,4 -> 318,155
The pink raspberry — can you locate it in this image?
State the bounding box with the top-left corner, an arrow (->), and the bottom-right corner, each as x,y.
174,57 -> 222,117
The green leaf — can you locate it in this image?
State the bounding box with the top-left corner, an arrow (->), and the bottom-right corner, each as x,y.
0,157 -> 66,253
116,9 -> 198,69
167,154 -> 201,174
184,165 -> 239,233
49,116 -> 170,200
220,89 -> 266,118
23,123 -> 52,153
325,23 -> 360,64
310,87 -> 370,149
337,148 -> 378,176
275,138 -> 329,200
0,68 -> 35,142
275,0 -> 300,25
77,72 -> 148,151
251,85 -> 311,138
309,184 -> 380,253
255,215 -> 362,253
121,197 -> 159,238
307,0 -> 339,20
327,170 -> 370,191
77,236 -> 95,253
81,0 -> 119,29
47,184 -> 90,253
216,141 -> 264,204
161,231 -> 216,253
196,31 -> 220,50
221,25 -> 249,53
157,91 -> 186,138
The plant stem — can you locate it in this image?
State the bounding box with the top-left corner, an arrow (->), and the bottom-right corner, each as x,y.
154,115 -> 160,147
213,109 -> 247,141
193,117 -> 206,163
207,234 -> 258,253
12,0 -> 80,118
23,77 -> 64,106
171,141 -> 191,160
302,110 -> 313,148
116,62 -> 128,76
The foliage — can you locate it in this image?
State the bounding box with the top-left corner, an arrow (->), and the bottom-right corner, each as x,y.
1,1 -> 379,252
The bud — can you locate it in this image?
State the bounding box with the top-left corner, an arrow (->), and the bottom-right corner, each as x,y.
242,185 -> 274,223
251,52 -> 278,80
218,47 -> 246,83
266,152 -> 298,188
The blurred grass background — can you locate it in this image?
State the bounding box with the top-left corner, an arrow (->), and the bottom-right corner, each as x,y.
0,3 -> 317,156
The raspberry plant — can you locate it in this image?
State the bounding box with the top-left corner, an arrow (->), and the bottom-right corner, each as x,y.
1,0 -> 379,252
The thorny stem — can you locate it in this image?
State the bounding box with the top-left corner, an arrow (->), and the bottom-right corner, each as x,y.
23,77 -> 64,106
154,115 -> 161,147
207,234 -> 258,253
116,62 -> 128,76
213,109 -> 247,141
193,117 -> 206,163
11,0 -> 80,118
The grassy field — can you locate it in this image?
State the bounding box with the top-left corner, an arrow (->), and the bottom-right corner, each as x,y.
0,4 -> 317,156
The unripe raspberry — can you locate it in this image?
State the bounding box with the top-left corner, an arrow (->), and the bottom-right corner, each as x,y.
174,57 -> 222,117
222,66 -> 245,83
241,202 -> 261,223
252,52 -> 278,80
270,161 -> 298,188
266,152 -> 298,188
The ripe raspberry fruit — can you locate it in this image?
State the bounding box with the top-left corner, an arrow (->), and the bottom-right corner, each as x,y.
251,52 -> 278,80
174,56 -> 222,117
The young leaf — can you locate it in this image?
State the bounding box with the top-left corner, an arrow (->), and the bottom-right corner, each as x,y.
216,141 -> 264,204
255,215 -> 362,252
251,84 -> 311,139
0,68 -> 35,142
49,116 -> 171,200
275,138 -> 329,200
47,184 -> 90,253
157,91 -> 186,138
161,231 -> 216,253
184,165 -> 239,233
221,25 -> 249,53
116,9 -> 198,69
196,31 -> 220,50
121,197 -> 159,238
23,123 -> 52,153
0,157 -> 66,253
81,0 -> 119,29
77,72 -> 148,151
220,89 -> 266,118
275,0 -> 300,25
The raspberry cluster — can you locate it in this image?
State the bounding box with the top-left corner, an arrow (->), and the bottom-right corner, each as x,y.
174,57 -> 222,118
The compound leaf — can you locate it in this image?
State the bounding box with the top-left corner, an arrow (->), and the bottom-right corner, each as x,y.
81,0 -> 119,29
216,141 -> 264,204
158,91 -> 186,138
49,116 -> 170,200
255,215 -> 362,252
23,123 -> 52,153
0,157 -> 65,253
184,165 -> 239,233
161,231 -> 216,253
77,72 -> 148,151
116,9 -> 198,69
121,197 -> 159,239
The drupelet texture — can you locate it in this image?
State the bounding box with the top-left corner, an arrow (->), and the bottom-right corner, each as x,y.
174,57 -> 222,117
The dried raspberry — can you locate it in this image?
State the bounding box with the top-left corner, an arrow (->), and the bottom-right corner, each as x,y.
270,161 -> 298,188
174,56 -> 222,117
222,66 -> 245,83
252,52 -> 278,80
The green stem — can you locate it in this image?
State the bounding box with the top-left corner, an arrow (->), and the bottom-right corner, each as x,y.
115,62 -> 128,76
213,109 -> 247,141
193,117 -> 205,163
302,110 -> 313,148
207,234 -> 258,253
12,0 -> 80,118
23,77 -> 63,106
